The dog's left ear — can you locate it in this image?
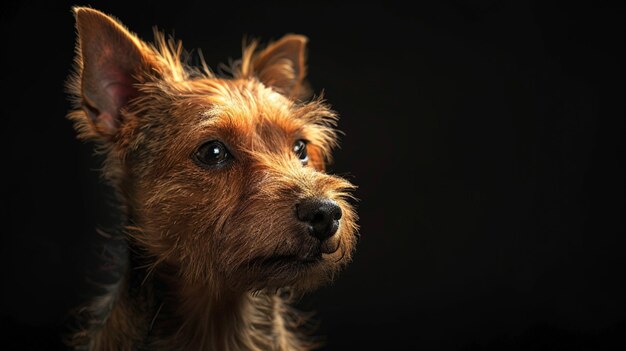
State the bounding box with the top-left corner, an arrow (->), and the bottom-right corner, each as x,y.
253,34 -> 309,100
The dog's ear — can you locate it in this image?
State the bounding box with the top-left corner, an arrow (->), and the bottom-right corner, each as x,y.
70,7 -> 160,139
253,34 -> 309,100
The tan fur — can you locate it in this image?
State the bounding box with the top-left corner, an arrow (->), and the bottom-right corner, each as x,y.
66,7 -> 357,351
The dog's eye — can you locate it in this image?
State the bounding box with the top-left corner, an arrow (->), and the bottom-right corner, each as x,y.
194,140 -> 231,167
293,139 -> 308,165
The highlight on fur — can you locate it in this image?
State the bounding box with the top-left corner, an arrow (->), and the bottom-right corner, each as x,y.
66,6 -> 358,350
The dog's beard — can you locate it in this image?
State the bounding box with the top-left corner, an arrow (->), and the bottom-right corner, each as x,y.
232,254 -> 345,292
220,225 -> 354,292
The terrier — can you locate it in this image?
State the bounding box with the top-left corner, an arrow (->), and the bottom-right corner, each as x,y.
66,6 -> 358,351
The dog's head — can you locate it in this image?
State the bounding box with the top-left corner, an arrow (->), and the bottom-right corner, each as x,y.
68,7 -> 358,292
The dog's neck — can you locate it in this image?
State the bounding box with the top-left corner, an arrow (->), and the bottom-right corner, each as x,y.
88,229 -> 308,351
131,257 -> 253,350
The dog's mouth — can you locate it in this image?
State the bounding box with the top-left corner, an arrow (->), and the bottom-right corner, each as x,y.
252,252 -> 323,269
245,232 -> 342,272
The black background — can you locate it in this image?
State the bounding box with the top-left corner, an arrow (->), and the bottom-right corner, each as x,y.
0,1 -> 624,350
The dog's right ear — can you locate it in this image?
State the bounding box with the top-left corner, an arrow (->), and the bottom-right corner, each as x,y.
69,7 -> 160,140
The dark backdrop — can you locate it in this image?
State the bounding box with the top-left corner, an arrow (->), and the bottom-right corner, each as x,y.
1,1 -> 623,350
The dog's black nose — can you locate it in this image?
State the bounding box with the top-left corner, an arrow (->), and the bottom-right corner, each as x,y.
296,198 -> 342,241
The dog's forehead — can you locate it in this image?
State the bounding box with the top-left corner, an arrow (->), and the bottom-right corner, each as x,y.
196,79 -> 297,125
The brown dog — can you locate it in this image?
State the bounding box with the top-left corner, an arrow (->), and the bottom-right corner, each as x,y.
66,6 -> 358,351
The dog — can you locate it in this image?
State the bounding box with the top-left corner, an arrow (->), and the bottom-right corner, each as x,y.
66,6 -> 358,350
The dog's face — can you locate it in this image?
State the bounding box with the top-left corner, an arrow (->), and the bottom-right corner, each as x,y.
68,8 -> 358,292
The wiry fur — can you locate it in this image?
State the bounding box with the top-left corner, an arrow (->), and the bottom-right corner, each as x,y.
66,7 -> 358,351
